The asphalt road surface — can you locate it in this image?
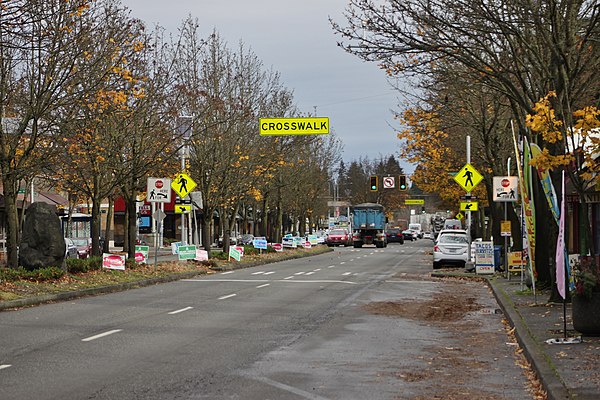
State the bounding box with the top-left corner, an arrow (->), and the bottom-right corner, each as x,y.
0,240 -> 535,399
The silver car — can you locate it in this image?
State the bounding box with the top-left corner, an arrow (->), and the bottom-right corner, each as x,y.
433,232 -> 468,269
64,238 -> 79,259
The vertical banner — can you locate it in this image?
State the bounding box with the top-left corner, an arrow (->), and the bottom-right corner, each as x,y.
556,170 -> 567,299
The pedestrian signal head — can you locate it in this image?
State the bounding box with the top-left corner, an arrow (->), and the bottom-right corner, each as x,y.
399,175 -> 407,191
369,176 -> 378,192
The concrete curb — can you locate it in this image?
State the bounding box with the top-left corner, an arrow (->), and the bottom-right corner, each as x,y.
487,278 -> 571,400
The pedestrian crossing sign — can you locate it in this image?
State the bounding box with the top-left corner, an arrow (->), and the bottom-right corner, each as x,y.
172,172 -> 197,198
460,201 -> 479,211
454,163 -> 483,192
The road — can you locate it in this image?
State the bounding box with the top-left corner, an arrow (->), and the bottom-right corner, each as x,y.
0,240 -> 536,399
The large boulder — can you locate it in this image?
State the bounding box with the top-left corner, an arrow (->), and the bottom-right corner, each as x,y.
19,202 -> 65,270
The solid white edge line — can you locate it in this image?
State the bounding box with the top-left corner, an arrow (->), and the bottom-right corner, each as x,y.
168,306 -> 194,315
218,294 -> 237,300
256,283 -> 270,288
82,329 -> 123,342
0,364 -> 12,370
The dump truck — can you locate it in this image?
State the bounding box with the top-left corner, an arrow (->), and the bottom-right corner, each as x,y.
351,203 -> 387,248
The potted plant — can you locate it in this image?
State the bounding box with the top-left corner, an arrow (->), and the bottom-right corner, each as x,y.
571,256 -> 600,335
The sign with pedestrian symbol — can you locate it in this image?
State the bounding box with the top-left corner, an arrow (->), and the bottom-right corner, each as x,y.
493,176 -> 519,202
460,201 -> 479,211
454,163 -> 483,192
172,172 -> 196,198
147,177 -> 172,203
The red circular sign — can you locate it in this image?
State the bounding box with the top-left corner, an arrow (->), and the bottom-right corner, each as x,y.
501,179 -> 510,187
155,180 -> 163,188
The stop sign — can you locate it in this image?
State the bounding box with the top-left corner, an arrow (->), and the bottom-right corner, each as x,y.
155,180 -> 163,188
501,179 -> 510,187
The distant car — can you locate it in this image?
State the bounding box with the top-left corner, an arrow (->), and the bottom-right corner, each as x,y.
433,231 -> 469,269
422,232 -> 433,240
402,230 -> 416,241
70,238 -> 91,259
239,234 -> 255,245
64,238 -> 79,259
326,229 -> 351,247
386,228 -> 404,244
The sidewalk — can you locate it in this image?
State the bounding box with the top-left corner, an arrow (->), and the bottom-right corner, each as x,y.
489,276 -> 600,400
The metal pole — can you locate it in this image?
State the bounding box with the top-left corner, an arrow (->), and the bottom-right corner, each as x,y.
466,136 -> 473,269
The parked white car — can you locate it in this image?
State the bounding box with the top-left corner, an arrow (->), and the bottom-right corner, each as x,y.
433,231 -> 468,269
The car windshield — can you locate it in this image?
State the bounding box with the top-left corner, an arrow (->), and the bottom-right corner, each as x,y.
330,230 -> 346,235
439,234 -> 468,244
387,229 -> 400,234
71,239 -> 88,246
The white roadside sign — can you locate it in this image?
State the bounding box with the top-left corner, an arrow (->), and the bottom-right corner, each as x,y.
493,176 -> 519,202
147,178 -> 172,203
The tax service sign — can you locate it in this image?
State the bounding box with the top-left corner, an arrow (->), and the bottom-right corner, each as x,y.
259,117 -> 329,135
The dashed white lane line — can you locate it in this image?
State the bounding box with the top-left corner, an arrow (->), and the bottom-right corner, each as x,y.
0,365 -> 12,370
221,271 -> 235,275
82,329 -> 123,342
168,306 -> 194,315
218,294 -> 237,300
252,271 -> 265,275
327,265 -> 335,268
283,276 -> 294,280
304,271 -> 315,276
340,261 -> 346,265
294,272 -> 305,275
342,272 -> 352,276
263,271 -> 276,275
256,283 -> 270,288
313,268 -> 321,272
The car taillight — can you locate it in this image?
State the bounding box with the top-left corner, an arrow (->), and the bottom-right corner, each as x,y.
434,245 -> 440,252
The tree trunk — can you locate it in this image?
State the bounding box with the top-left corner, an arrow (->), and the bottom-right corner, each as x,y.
4,185 -> 20,268
91,198 -> 102,257
127,197 -> 137,259
104,197 -> 113,253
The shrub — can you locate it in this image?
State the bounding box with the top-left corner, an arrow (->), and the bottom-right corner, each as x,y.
0,267 -> 66,282
66,257 -> 103,274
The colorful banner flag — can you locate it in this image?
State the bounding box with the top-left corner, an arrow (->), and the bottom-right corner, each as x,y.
556,170 -> 566,299
520,136 -> 537,278
530,143 -> 560,224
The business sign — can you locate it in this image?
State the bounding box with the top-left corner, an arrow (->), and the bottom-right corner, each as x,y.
195,249 -> 209,261
229,246 -> 242,261
252,238 -> 268,250
493,176 -> 519,202
454,163 -> 483,192
501,220 -> 511,237
147,178 -> 172,203
259,117 -> 329,135
135,245 -> 149,264
508,251 -> 525,272
178,245 -> 197,260
102,253 -> 126,270
475,241 -> 495,274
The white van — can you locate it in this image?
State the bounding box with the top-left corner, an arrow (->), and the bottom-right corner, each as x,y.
408,223 -> 422,239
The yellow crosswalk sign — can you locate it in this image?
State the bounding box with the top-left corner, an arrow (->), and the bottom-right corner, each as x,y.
172,172 -> 197,198
175,204 -> 191,214
455,212 -> 464,220
454,163 -> 483,192
460,201 -> 479,211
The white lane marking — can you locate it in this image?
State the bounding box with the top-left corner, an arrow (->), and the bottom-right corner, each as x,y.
0,365 -> 12,370
256,283 -> 270,288
304,271 -> 315,276
252,271 -> 265,275
277,280 -> 357,285
342,272 -> 352,276
248,375 -> 331,400
313,268 -> 321,272
221,271 -> 235,275
182,279 -> 269,283
327,265 -> 335,268
82,329 -> 123,342
168,306 -> 194,315
349,259 -> 354,262
340,261 -> 346,265
385,280 -> 438,284
263,271 -> 276,275
294,272 -> 305,275
284,276 -> 294,280
218,294 -> 237,300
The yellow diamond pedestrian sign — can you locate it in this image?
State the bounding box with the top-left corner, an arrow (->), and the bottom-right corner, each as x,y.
455,212 -> 464,220
172,172 -> 196,198
454,163 -> 483,192
460,201 -> 479,211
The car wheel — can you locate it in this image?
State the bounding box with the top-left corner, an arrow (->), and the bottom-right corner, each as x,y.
433,261 -> 441,269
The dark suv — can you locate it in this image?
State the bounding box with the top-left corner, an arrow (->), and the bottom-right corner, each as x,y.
386,228 -> 405,244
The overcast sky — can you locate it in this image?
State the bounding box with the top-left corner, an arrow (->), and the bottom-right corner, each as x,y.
120,0 -> 412,172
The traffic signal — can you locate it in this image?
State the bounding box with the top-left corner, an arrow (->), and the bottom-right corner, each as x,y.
369,176 -> 378,192
399,175 -> 407,191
